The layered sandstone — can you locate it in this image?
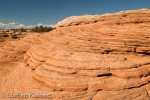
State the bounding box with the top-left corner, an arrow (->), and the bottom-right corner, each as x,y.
57,8 -> 150,27
1,8 -> 150,100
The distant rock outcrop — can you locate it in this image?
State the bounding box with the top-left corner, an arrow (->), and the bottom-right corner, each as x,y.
1,8 -> 150,100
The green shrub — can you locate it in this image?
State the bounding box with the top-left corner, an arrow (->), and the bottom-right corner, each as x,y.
20,27 -> 26,32
115,21 -> 120,25
11,34 -> 17,39
2,34 -> 9,37
134,20 -> 143,23
32,25 -> 55,32
121,14 -> 127,17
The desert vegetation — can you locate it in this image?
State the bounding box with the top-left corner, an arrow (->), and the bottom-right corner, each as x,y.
10,25 -> 55,33
32,25 -> 55,32
11,34 -> 18,39
2,32 -> 9,37
0,25 -> 55,42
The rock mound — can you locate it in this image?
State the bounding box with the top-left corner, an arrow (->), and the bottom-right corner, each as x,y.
3,42 -> 150,100
56,8 -> 150,27
1,8 -> 150,100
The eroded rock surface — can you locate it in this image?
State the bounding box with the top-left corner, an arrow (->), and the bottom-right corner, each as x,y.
57,8 -> 150,27
1,8 -> 150,100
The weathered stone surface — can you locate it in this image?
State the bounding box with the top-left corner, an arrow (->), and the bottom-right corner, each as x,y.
57,8 -> 150,27
1,8 -> 150,100
93,87 -> 149,100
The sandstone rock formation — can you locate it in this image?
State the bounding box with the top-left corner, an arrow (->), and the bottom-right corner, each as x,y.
56,8 -> 150,27
1,8 -> 150,100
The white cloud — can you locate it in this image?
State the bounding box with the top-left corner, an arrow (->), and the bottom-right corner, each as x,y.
25,23 -> 56,29
0,22 -> 22,29
48,24 -> 56,28
0,22 -> 56,29
15,24 -> 25,29
25,25 -> 35,28
37,23 -> 43,26
0,23 -> 5,27
9,22 -> 16,25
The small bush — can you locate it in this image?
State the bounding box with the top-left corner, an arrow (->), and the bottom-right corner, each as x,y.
7,40 -> 12,41
134,20 -> 143,23
32,25 -> 55,32
121,14 -> 127,17
115,21 -> 120,25
2,34 -> 9,37
11,34 -> 17,39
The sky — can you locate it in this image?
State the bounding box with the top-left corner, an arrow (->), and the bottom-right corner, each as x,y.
0,0 -> 149,29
